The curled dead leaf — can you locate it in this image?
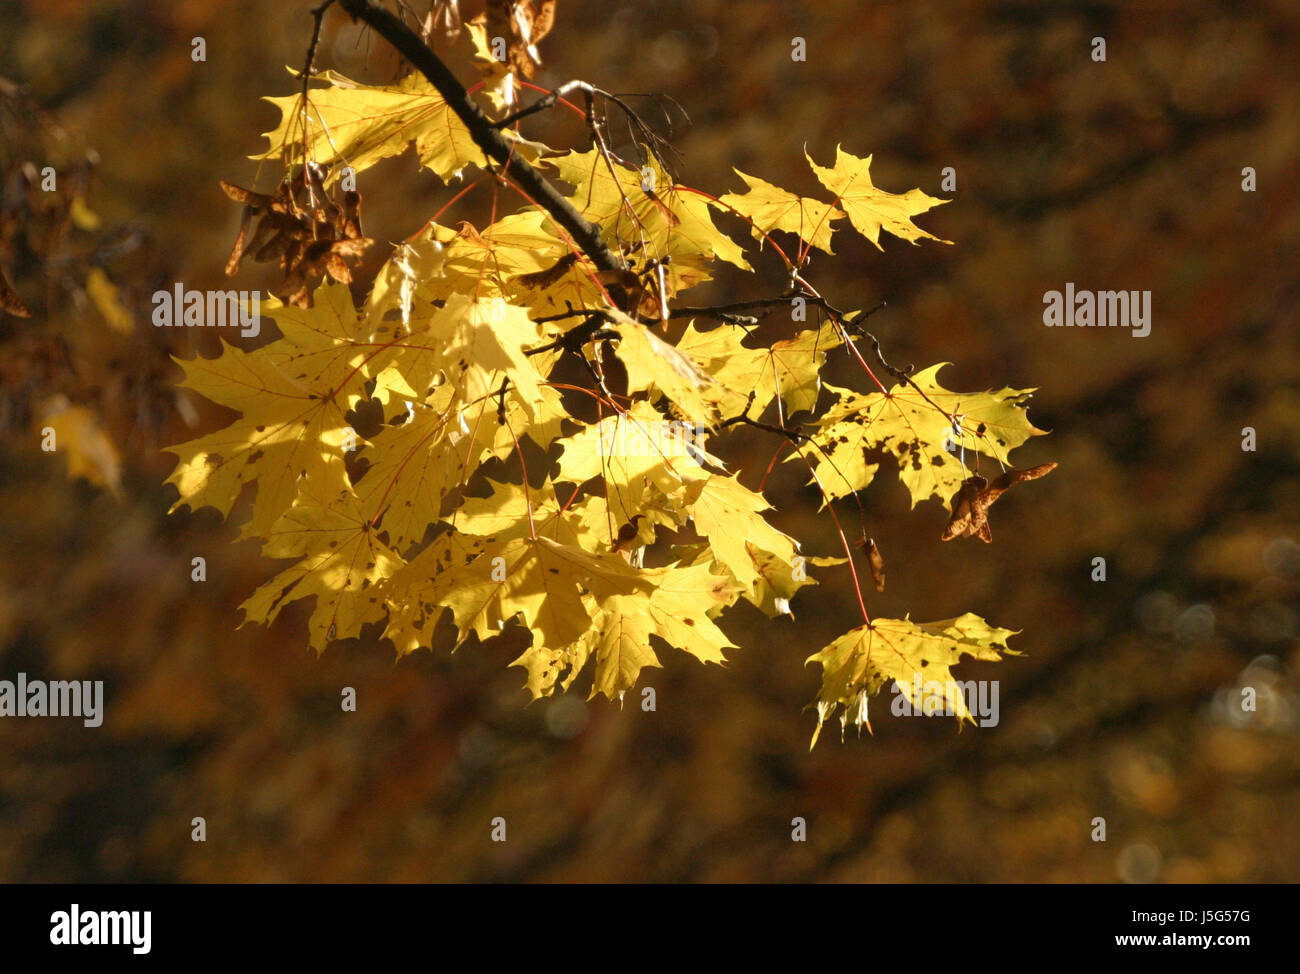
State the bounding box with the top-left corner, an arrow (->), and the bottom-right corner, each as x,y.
482,0 -> 559,80
941,462 -> 1058,543
858,537 -> 886,591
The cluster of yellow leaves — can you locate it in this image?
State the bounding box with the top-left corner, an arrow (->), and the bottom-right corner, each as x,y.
168,108 -> 830,708
166,58 -> 1045,742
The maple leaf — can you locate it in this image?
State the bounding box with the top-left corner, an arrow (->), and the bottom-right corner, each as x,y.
164,282 -> 389,537
639,561 -> 741,664
379,529 -> 495,655
510,642 -> 579,699
445,213 -> 569,293
801,364 -> 1046,509
452,482 -> 632,556
548,147 -> 750,288
807,145 -> 951,249
240,486 -> 403,651
678,317 -> 842,418
718,168 -> 844,254
354,400 -> 482,552
591,600 -> 659,699
739,546 -> 846,619
440,534 -> 651,650
366,226 -> 447,321
405,214 -> 609,320
452,478 -> 562,540
165,351 -> 351,537
260,283 -> 391,397
807,613 -> 1018,747
511,559 -> 739,702
686,474 -> 801,594
371,292 -> 553,426
556,401 -> 717,525
610,317 -> 721,426
255,67 -> 545,184
442,293 -> 548,416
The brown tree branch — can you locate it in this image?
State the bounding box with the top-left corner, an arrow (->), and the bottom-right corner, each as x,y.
334,0 -> 625,274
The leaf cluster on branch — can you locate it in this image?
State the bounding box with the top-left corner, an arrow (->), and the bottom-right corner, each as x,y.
164,0 -> 1054,745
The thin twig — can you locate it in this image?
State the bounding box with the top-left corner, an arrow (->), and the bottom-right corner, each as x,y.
298,0 -> 337,221
493,80 -> 593,129
668,296 -> 796,320
718,414 -> 810,443
524,310 -> 613,356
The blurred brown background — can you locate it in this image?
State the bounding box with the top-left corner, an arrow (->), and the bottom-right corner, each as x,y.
1,0 -> 1297,882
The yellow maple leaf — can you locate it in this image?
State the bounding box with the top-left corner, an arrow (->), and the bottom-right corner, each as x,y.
610,318 -> 721,426
686,474 -> 800,593
255,67 -> 545,184
639,560 -> 740,664
164,283 -> 384,537
807,145 -> 951,249
807,612 -> 1018,747
719,168 -> 844,254
240,487 -> 403,651
591,600 -> 659,700
556,400 -> 716,524
354,401 -> 485,552
441,534 -> 650,651
679,317 -> 842,418
548,147 -> 750,284
510,560 -> 739,702
380,529 -> 495,655
801,363 -> 1046,509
